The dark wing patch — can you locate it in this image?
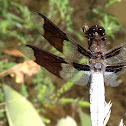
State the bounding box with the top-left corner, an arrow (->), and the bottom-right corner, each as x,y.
105,65 -> 123,73
104,65 -> 126,87
30,12 -> 92,63
19,44 -> 66,78
31,12 -> 69,52
105,43 -> 126,64
73,62 -> 90,71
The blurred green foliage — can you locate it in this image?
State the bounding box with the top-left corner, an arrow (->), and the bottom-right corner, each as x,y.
0,87 -> 4,102
20,84 -> 28,98
99,14 -> 121,39
0,85 -> 5,120
0,0 -> 33,44
33,69 -> 55,105
0,0 -> 123,125
90,0 -> 122,39
48,0 -> 84,41
0,61 -> 16,73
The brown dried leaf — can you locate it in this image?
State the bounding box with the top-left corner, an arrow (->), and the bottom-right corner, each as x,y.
3,49 -> 23,57
0,61 -> 41,83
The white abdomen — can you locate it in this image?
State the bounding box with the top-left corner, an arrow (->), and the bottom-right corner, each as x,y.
90,72 -> 105,126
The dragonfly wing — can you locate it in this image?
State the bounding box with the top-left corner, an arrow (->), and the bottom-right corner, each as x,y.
19,44 -> 90,85
30,12 -> 92,64
105,43 -> 126,64
104,65 -> 126,87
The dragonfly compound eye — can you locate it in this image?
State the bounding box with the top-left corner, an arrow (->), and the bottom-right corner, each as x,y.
98,27 -> 105,36
88,25 -> 105,37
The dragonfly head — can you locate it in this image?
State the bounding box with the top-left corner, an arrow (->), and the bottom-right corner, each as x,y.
82,24 -> 106,47
87,25 -> 105,37
82,24 -> 106,40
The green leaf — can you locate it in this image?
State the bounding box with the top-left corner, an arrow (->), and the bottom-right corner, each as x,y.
0,88 -> 4,102
105,0 -> 121,7
20,84 -> 28,98
3,84 -> 46,126
78,107 -> 92,126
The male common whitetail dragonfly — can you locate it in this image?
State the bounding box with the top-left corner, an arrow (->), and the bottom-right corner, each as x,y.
19,12 -> 126,126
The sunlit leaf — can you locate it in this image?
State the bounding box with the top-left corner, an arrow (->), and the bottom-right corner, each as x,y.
78,107 -> 92,126
3,84 -> 45,126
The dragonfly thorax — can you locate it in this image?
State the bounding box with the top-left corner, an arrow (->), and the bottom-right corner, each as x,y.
90,59 -> 105,72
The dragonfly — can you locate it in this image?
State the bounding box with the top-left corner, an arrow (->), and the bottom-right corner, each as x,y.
19,12 -> 126,126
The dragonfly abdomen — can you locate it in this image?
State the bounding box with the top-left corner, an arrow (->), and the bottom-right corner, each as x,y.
90,72 -> 105,126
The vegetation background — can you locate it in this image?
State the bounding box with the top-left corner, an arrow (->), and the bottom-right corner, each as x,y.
0,0 -> 126,125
